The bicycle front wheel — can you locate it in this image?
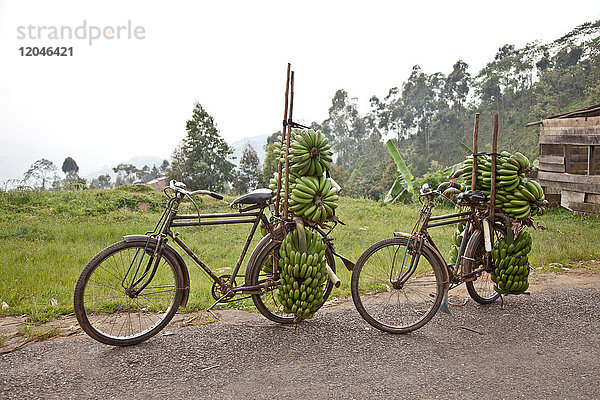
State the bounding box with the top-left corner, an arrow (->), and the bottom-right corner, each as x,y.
247,234 -> 335,324
351,237 -> 445,334
74,240 -> 184,346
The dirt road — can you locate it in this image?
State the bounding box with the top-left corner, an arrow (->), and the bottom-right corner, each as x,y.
1,269 -> 599,399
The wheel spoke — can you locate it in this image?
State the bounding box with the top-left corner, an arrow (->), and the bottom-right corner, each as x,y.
465,227 -> 503,304
351,237 -> 443,333
75,241 -> 182,345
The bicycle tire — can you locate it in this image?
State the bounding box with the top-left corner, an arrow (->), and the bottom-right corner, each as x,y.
74,239 -> 184,346
351,236 -> 445,334
246,230 -> 335,324
464,224 -> 505,304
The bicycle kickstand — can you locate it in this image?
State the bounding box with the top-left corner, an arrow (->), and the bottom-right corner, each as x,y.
206,294 -> 231,320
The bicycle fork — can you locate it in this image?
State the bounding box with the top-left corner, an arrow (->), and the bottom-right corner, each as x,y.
390,235 -> 423,289
123,235 -> 166,298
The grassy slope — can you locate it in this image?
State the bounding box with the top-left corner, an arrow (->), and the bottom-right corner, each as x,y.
1,188 -> 599,322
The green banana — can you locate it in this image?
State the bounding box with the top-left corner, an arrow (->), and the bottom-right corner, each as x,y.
490,227 -> 532,295
278,225 -> 329,320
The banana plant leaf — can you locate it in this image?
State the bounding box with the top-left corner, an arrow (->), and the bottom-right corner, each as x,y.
457,138 -> 472,155
384,140 -> 414,203
443,139 -> 475,179
443,159 -> 468,178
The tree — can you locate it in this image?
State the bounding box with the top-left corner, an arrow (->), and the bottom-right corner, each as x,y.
62,157 -> 79,175
344,136 -> 394,200
113,163 -> 139,186
90,174 -> 113,189
98,174 -> 111,188
136,165 -> 153,183
159,159 -> 170,174
266,131 -> 281,146
401,65 -> 445,160
23,159 -> 58,190
61,156 -> 86,189
63,175 -> 87,190
233,144 -> 261,194
168,103 -> 235,192
309,20 -> 600,200
329,165 -> 350,191
321,90 -> 368,170
444,60 -> 471,112
370,87 -> 407,141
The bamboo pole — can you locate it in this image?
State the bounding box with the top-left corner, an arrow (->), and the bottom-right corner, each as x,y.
282,71 -> 295,220
490,113 -> 499,217
274,64 -> 291,217
471,113 -> 480,191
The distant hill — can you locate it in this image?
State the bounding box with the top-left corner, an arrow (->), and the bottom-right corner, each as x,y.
84,134 -> 271,182
229,135 -> 269,165
86,156 -> 165,180
84,136 -> 272,182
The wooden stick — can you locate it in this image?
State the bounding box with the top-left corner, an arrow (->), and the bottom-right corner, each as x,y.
491,113 -> 499,212
274,64 -> 291,217
282,71 -> 295,220
471,113 -> 479,191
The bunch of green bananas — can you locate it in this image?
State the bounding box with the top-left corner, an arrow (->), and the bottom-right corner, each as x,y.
272,129 -> 333,174
270,128 -> 339,223
289,175 -> 339,222
490,230 -> 532,295
268,171 -> 299,200
289,129 -> 333,176
277,226 -> 328,319
459,151 -> 547,220
448,222 -> 466,264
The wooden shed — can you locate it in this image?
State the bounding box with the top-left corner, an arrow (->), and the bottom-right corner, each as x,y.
527,104 -> 600,215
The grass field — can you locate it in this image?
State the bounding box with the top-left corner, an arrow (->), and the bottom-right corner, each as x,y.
1,187 -> 599,322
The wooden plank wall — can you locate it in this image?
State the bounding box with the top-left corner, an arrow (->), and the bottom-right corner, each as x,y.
538,116 -> 600,214
539,116 -> 600,145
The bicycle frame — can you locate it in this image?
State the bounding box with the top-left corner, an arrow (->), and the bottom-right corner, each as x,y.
125,189 -> 278,307
402,192 -> 490,288
123,183 -> 346,315
168,203 -> 271,289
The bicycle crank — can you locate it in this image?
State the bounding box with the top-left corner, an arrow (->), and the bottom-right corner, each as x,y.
211,275 -> 237,302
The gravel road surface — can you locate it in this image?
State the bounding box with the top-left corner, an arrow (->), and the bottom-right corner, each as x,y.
1,270 -> 599,399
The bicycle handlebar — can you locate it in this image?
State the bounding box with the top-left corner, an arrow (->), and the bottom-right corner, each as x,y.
437,181 -> 467,193
189,189 -> 224,200
169,180 -> 223,200
421,181 -> 468,197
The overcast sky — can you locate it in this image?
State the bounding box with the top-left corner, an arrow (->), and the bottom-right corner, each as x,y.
0,0 -> 598,184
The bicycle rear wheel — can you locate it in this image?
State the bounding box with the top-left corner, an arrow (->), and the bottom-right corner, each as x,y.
246,232 -> 335,324
74,240 -> 184,346
351,236 -> 445,334
464,224 -> 505,304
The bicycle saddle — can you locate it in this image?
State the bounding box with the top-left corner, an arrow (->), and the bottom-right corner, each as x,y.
457,191 -> 487,204
231,188 -> 273,206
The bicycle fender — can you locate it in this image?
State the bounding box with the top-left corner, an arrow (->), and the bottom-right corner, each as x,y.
123,235 -> 190,307
244,230 -> 281,284
463,230 -> 485,276
391,232 -> 450,293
